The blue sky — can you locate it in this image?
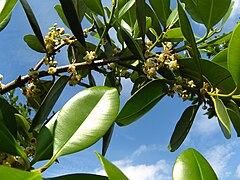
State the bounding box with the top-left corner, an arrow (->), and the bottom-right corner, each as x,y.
1,1 -> 240,179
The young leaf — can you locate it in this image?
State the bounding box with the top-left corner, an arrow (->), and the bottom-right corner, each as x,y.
177,1 -> 201,75
54,4 -> 70,29
168,105 -> 199,152
211,96 -> 231,139
228,23 -> 240,85
120,27 -> 145,61
24,34 -> 45,53
83,0 -> 104,17
116,80 -> 167,126
59,0 -> 86,47
30,76 -> 69,132
52,87 -> 119,158
0,0 -> 18,31
0,166 -> 42,180
149,0 -> 171,28
166,7 -> 179,29
44,173 -> 108,180
180,0 -> 231,31
173,148 -> 218,180
19,0 -> 45,50
95,152 -> 129,180
226,100 -> 240,137
136,0 -> 146,43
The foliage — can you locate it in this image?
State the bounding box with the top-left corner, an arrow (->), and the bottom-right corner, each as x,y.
0,0 -> 238,179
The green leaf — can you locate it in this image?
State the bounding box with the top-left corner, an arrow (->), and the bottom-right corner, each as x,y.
149,0 -> 171,27
228,23 -> 240,85
59,0 -> 86,47
136,0 -> 146,43
180,0 -> 231,31
0,12 -> 11,32
15,114 -> 32,142
0,0 -> 18,30
226,100 -> 240,137
173,148 -> 218,180
211,96 -> 231,139
116,80 -> 167,126
19,0 -> 45,50
44,173 -> 108,180
166,7 -> 179,29
83,0 -> 104,17
163,27 -> 184,42
177,1 -> 201,75
24,34 -> 45,53
118,0 -> 135,19
53,87 -> 119,158
95,152 -> 129,180
120,27 -> 145,61
0,95 -> 17,137
73,0 -> 87,22
54,4 -> 70,29
102,123 -> 114,156
168,105 -> 199,152
31,112 -> 58,165
211,48 -> 228,69
30,76 -> 69,132
219,1 -> 235,30
0,166 -> 42,180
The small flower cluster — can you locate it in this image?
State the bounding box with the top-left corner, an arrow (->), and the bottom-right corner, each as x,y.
21,82 -> 41,98
69,74 -> 82,86
83,51 -> 97,63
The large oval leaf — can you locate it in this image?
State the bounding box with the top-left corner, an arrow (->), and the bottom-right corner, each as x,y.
228,23 -> 240,85
226,100 -> 240,137
211,48 -> 228,69
0,0 -> 18,31
24,34 -> 45,53
168,105 -> 199,152
95,152 -> 129,180
211,96 -> 231,139
180,0 -> 231,31
30,76 -> 69,132
44,173 -> 108,180
53,86 -> 119,158
116,80 -> 167,126
173,148 -> 218,180
0,166 -> 42,180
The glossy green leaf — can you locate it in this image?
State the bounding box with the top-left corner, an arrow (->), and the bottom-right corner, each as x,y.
54,4 -> 70,29
19,0 -> 45,49
44,174 -> 108,180
180,0 -> 231,30
116,80 -> 167,126
24,34 -> 45,53
30,76 -> 69,131
177,1 -> 201,74
168,105 -> 199,152
59,0 -> 86,47
102,123 -> 114,156
0,0 -> 18,30
228,23 -> 240,85
118,0 -> 135,19
136,0 -> 146,43
120,27 -> 145,61
72,0 -> 87,22
211,48 -> 228,69
166,7 -> 179,29
173,148 -> 218,180
95,152 -> 129,180
52,87 -> 119,158
211,96 -> 231,139
31,112 -> 58,165
0,166 -> 42,180
0,95 -> 17,137
226,100 -> 240,137
163,27 -> 184,42
83,0 -> 104,17
0,12 -> 11,31
149,0 -> 171,27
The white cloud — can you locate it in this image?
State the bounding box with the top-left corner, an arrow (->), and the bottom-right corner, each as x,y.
131,144 -> 165,159
95,159 -> 171,180
236,164 -> 240,178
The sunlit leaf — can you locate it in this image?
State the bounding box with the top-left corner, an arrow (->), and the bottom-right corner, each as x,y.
44,173 -> 108,180
116,80 -> 167,126
168,105 -> 199,152
52,87 -> 119,158
211,48 -> 228,69
118,0 -> 135,19
15,114 -> 32,142
95,152 -> 129,180
30,76 -> 69,131
228,23 -> 240,85
226,100 -> 240,137
24,34 -> 45,53
0,166 -> 42,180
163,27 -> 184,42
166,7 -> 179,29
83,0 -> 104,17
19,0 -> 45,49
211,96 -> 231,139
59,0 -> 86,47
173,148 -> 218,179
0,0 -> 18,31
